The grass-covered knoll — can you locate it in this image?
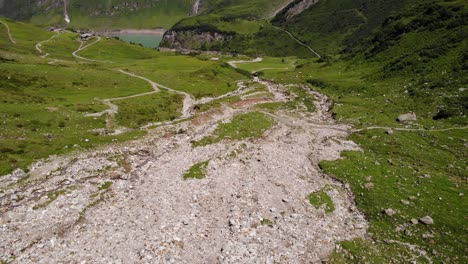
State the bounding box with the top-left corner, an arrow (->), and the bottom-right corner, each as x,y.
1,0 -> 193,30
193,112 -> 274,147
77,37 -> 159,62
308,189 -> 335,213
256,86 -> 315,113
120,59 -> 248,99
234,57 -> 297,73
39,32 -> 81,60
183,160 -> 209,180
323,128 -> 467,263
114,91 -> 184,128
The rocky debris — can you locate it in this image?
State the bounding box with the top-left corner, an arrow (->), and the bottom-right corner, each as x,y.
410,218 -> 419,225
419,216 -> 434,225
397,112 -> 417,122
161,30 -> 228,51
0,168 -> 28,188
0,79 -> 367,263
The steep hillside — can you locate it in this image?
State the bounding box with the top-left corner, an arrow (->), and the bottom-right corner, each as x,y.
160,0 -> 318,56
0,0 -> 193,29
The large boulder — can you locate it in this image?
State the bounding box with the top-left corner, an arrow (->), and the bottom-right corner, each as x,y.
397,112 -> 417,122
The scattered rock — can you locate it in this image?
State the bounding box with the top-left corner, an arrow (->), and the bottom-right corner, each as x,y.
400,200 -> 410,205
410,218 -> 418,225
419,216 -> 434,225
385,129 -> 394,135
384,208 -> 396,216
364,182 -> 374,189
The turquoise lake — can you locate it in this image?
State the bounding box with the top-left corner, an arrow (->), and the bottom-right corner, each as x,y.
116,34 -> 163,48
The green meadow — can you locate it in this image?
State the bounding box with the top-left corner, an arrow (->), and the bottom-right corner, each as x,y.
0,18 -> 250,175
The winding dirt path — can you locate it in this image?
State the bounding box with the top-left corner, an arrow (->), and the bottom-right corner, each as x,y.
36,34 -> 58,58
0,19 -> 16,44
72,36 -> 112,63
228,57 -> 263,68
278,28 -> 321,58
354,126 -> 468,133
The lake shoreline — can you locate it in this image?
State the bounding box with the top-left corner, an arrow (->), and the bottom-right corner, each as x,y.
101,29 -> 166,36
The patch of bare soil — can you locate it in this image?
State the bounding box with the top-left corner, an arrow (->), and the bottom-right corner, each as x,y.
0,80 -> 367,263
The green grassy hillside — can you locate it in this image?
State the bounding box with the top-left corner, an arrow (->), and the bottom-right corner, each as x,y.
0,18 -> 246,175
0,0 -> 193,29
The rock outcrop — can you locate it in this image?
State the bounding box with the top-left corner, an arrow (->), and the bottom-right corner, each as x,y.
161,29 -> 230,51
284,0 -> 320,19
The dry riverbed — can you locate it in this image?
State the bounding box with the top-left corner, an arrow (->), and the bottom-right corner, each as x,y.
0,79 -> 367,263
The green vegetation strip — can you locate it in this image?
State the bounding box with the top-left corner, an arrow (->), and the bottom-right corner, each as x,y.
193,112 -> 274,147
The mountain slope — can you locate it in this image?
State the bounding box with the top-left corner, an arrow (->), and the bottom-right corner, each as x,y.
0,0 -> 193,29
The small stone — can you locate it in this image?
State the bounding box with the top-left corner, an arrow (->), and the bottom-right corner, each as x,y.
419,216 -> 434,225
408,196 -> 416,200
422,232 -> 434,239
282,198 -> 289,203
385,130 -> 394,135
384,208 -> 396,216
404,229 -> 412,236
270,207 -> 277,213
364,182 -> 374,189
410,218 -> 418,225
400,200 -> 410,205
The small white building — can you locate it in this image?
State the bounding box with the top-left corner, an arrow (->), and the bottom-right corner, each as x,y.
80,33 -> 93,41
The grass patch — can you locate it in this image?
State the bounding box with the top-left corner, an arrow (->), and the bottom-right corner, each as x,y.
114,91 -> 184,128
193,112 -> 274,147
183,160 -> 209,180
308,190 -> 335,213
98,181 -> 112,191
261,218 -> 273,226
